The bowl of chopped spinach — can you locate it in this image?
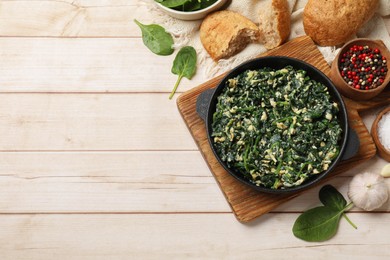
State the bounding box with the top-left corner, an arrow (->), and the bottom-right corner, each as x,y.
196,56 -> 359,193
155,0 -> 228,20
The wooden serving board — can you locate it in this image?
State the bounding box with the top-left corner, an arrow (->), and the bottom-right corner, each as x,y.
177,36 -> 390,223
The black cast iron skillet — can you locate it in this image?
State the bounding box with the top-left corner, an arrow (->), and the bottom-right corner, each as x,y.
196,56 -> 360,194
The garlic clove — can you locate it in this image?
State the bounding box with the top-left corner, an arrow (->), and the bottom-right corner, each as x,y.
348,172 -> 389,211
381,164 -> 390,178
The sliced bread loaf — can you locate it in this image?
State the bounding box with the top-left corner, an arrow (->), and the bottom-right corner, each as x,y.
200,10 -> 260,61
258,0 -> 291,50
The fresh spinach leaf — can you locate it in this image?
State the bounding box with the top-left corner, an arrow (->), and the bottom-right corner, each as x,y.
169,46 -> 197,99
200,0 -> 219,9
293,185 -> 357,242
319,185 -> 347,211
182,1 -> 201,11
159,0 -> 190,8
156,0 -> 218,12
134,19 -> 174,56
292,206 -> 343,242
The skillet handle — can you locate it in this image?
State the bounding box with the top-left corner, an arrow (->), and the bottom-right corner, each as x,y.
196,88 -> 215,121
341,128 -> 360,161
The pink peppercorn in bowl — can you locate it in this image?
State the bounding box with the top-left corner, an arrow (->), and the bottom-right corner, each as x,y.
330,38 -> 390,101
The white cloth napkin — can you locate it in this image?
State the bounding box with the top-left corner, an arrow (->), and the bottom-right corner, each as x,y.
140,0 -> 390,79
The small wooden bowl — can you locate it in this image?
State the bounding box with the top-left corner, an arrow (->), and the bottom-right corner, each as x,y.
371,106 -> 390,162
330,38 -> 390,101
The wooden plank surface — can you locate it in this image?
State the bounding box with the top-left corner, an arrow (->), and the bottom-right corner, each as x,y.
0,0 -> 389,258
0,94 -> 196,150
0,151 -> 229,213
1,214 -> 390,260
0,152 -> 388,213
0,38 -> 206,93
0,0 -> 147,37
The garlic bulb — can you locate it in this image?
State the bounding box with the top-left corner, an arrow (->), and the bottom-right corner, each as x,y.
348,172 -> 389,211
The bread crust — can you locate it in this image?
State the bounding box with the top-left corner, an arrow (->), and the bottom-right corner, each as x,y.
303,0 -> 379,46
200,10 -> 260,61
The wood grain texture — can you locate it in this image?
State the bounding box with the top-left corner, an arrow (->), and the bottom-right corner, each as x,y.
0,94 -> 197,151
0,38 -> 208,93
1,214 -> 390,260
0,152 -> 388,213
177,36 -> 390,222
0,151 -> 229,213
0,2 -> 388,258
0,0 -> 147,37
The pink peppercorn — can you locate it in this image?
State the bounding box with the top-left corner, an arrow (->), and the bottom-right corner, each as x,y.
339,45 -> 388,90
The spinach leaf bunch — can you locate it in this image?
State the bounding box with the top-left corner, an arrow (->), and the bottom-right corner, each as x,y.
156,0 -> 219,12
211,66 -> 343,189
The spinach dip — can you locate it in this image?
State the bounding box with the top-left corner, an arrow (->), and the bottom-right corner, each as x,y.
211,66 -> 342,189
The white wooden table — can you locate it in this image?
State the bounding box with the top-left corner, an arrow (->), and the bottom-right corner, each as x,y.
0,1 -> 389,259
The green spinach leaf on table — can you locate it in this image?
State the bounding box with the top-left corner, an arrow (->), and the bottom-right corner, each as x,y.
293,185 -> 357,242
319,184 -> 347,210
134,19 -> 174,56
169,46 -> 197,99
293,206 -> 344,242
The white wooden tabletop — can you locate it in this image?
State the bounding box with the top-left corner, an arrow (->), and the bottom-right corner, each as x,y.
0,1 -> 390,259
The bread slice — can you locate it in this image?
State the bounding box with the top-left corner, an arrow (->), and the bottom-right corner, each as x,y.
258,0 -> 291,50
200,10 -> 260,61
